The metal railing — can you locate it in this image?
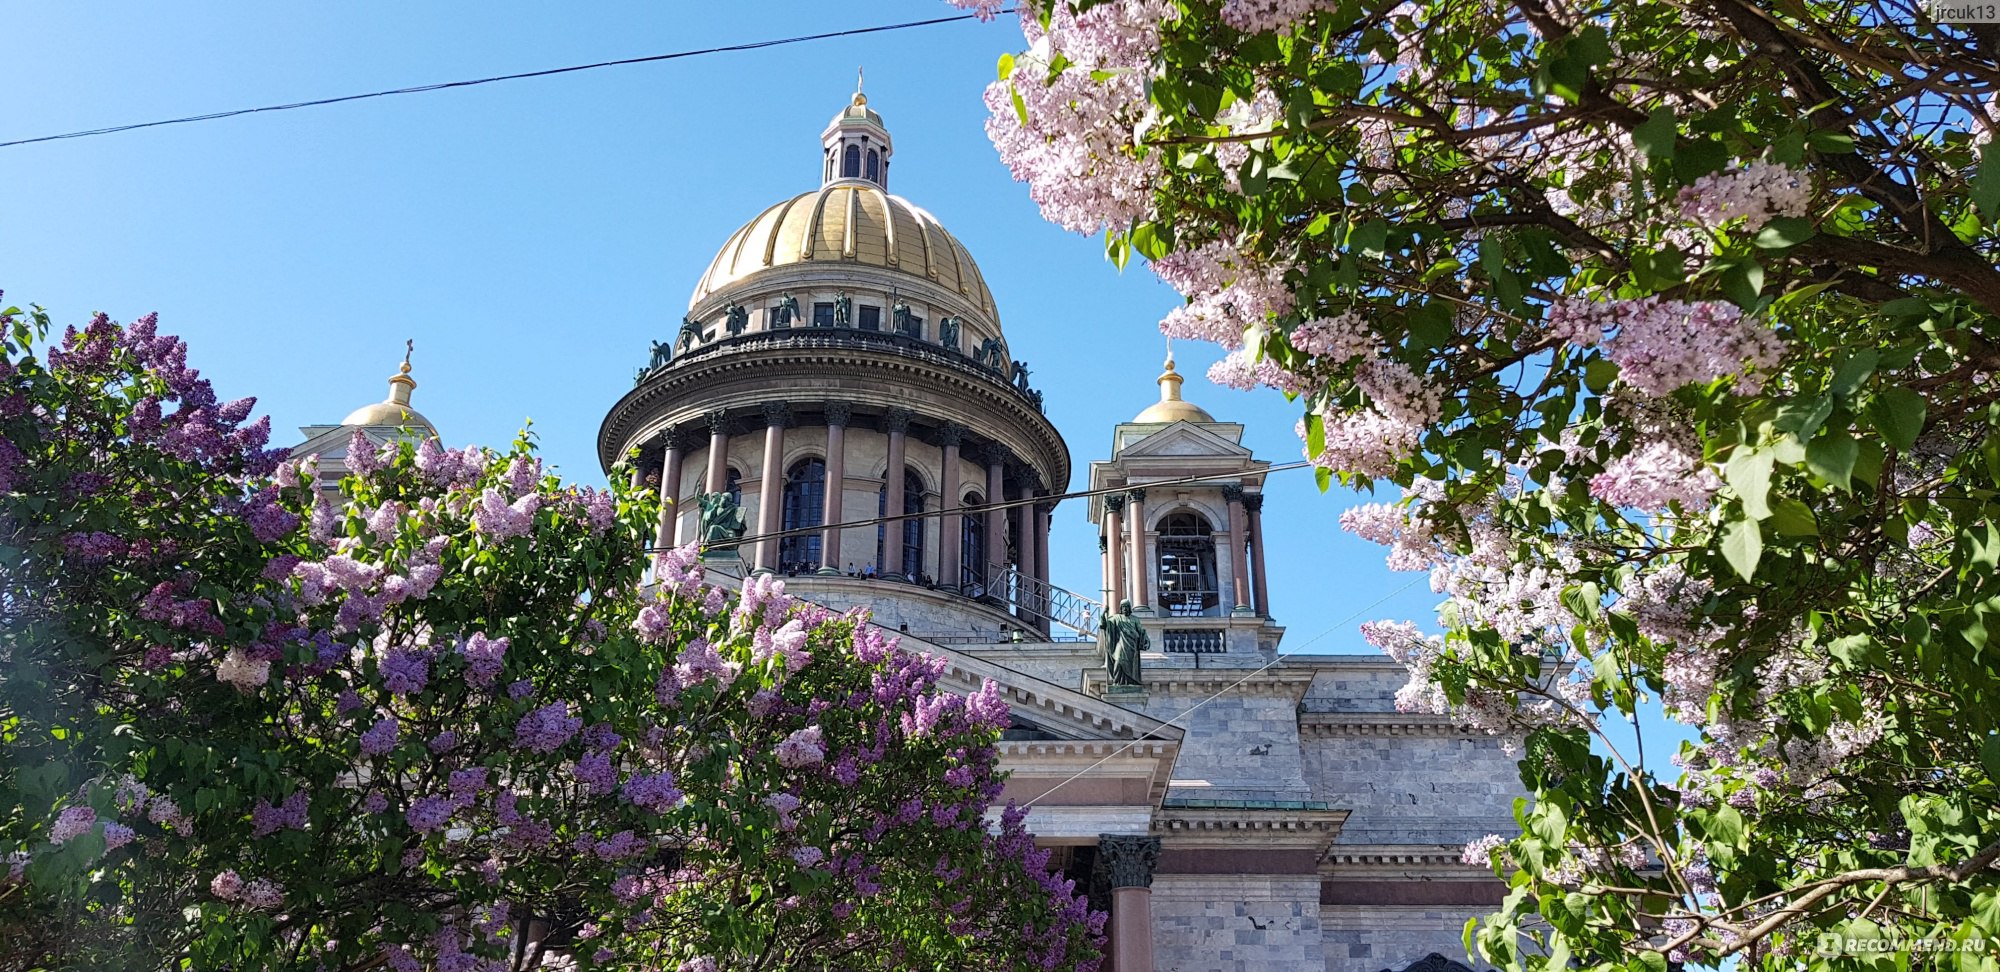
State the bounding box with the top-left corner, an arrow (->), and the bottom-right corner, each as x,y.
646,327 -> 1045,413
985,561 -> 1104,638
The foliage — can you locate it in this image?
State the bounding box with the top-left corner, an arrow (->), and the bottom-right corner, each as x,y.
0,302 -> 1103,971
964,0 -> 2000,966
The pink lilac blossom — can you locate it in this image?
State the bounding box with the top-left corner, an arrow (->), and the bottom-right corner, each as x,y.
1588,440 -> 1722,510
472,487 -> 541,540
1460,833 -> 1506,866
1207,351 -> 1315,396
1302,409 -> 1420,478
1677,160 -> 1812,230
1154,242 -> 1297,350
514,701 -> 583,753
250,791 -> 310,837
624,772 -> 684,812
101,822 -> 134,851
379,647 -> 430,696
774,726 -> 827,768
49,806 -> 96,845
242,877 -> 284,910
1290,312 -> 1374,360
459,632 -> 507,688
1354,357 -> 1442,425
1220,0 -> 1342,34
945,0 -> 1006,20
1342,501 -> 1443,572
406,797 -> 455,832
210,870 -> 244,900
1548,297 -> 1784,396
791,846 -> 826,868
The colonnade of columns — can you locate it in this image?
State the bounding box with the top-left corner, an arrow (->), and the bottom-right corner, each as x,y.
645,401 -> 1054,618
1099,483 -> 1270,617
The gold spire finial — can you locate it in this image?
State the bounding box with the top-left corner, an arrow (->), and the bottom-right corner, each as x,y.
852,67 -> 867,106
1157,352 -> 1184,403
387,339 -> 417,406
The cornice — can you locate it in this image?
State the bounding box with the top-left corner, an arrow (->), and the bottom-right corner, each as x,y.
1086,666 -> 1314,701
1156,806 -> 1349,853
1298,712 -> 1479,738
1322,844 -> 1492,877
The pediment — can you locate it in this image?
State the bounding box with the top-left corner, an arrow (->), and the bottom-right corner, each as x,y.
1117,421 -> 1253,460
912,636 -> 1181,745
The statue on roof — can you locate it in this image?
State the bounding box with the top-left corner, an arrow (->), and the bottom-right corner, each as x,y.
892,299 -> 914,337
676,317 -> 704,352
1098,599 -> 1147,690
725,303 -> 749,335
648,339 -> 672,370
833,292 -> 853,328
938,316 -> 961,351
775,293 -> 799,327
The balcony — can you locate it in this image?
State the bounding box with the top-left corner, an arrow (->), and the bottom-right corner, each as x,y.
643,326 -> 1044,414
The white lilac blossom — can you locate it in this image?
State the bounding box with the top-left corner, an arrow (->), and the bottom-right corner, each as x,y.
1548,297 -> 1784,397
1588,440 -> 1722,511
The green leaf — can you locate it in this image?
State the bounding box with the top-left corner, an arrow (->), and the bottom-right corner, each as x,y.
1753,216 -> 1815,249
1980,735 -> 2000,783
1707,805 -> 1746,849
1632,106 -> 1676,160
1720,258 -> 1766,308
1769,497 -> 1819,537
1974,144 -> 2000,225
1807,432 -> 1860,491
1583,358 -> 1618,394
1830,349 -> 1880,399
1868,386 -> 1927,451
996,52 -> 1016,81
1725,447 -> 1774,520
1722,516 -> 1763,580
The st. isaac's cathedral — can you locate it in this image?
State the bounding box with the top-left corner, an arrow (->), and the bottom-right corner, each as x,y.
297,89 -> 1523,972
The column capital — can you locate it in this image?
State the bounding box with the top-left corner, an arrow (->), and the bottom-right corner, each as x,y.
1220,484 -> 1246,502
823,400 -> 854,427
1125,487 -> 1149,505
705,410 -> 730,436
761,401 -> 791,428
977,441 -> 1010,467
1242,492 -> 1265,513
935,422 -> 967,448
661,427 -> 695,452
885,407 -> 915,434
1103,494 -> 1126,514
1097,834 -> 1161,889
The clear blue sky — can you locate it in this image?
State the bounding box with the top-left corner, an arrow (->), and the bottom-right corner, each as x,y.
1,0 -> 1700,799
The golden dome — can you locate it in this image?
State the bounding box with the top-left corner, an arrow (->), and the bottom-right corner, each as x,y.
341,343 -> 436,434
688,184 -> 998,320
1133,354 -> 1216,423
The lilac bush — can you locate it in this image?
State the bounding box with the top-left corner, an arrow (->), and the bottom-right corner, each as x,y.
0,301 -> 1103,970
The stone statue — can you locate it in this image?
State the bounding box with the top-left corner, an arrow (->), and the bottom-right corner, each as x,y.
633,367 -> 648,387
697,491 -> 746,547
977,337 -> 1006,372
648,339 -> 671,370
676,317 -> 703,352
1098,599 -> 1147,689
938,316 -> 961,351
775,293 -> 799,327
1011,360 -> 1032,392
892,299 -> 914,336
725,303 -> 749,335
833,292 -> 852,328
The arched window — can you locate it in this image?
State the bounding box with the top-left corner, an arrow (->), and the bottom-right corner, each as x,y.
876,468 -> 927,580
842,144 -> 861,179
960,493 -> 986,592
1156,512 -> 1220,617
865,149 -> 880,183
779,458 -> 826,570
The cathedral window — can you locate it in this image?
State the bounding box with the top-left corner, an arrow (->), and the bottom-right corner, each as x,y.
876,468 -> 927,580
857,305 -> 881,331
1156,512 -> 1220,617
723,468 -> 743,508
960,492 -> 985,590
779,458 -> 826,570
812,302 -> 835,327
865,149 -> 880,183
842,144 -> 861,179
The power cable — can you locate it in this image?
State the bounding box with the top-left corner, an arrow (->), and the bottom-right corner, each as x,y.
642,459 -> 1319,553
0,11 -> 1009,150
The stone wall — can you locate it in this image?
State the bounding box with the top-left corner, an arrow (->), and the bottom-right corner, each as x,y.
1320,905 -> 1489,972
1136,689 -> 1311,802
1151,875 -> 1325,972
1302,732 -> 1519,845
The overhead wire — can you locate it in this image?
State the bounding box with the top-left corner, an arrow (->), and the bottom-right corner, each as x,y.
0,11 -> 1011,150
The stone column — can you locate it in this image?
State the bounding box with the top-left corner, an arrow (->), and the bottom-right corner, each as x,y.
1222,485 -> 1252,615
756,403 -> 788,573
882,408 -> 912,580
656,429 -> 688,556
1017,490 -> 1041,628
1246,492 -> 1270,617
1097,835 -> 1160,972
703,410 -> 730,494
1103,495 -> 1126,609
1125,488 -> 1151,614
982,444 -> 1007,593
937,424 -> 964,590
817,402 -> 851,575
1033,500 -> 1053,637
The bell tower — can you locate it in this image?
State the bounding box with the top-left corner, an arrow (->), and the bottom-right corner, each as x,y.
1086,354 -> 1277,657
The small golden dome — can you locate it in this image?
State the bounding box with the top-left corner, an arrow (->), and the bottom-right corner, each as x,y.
1133,353 -> 1216,423
689,185 -> 998,321
341,342 -> 436,433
